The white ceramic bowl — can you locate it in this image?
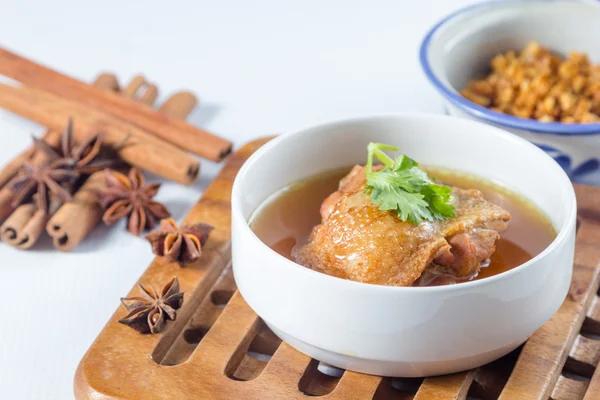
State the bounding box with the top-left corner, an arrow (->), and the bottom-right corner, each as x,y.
231,114 -> 576,377
420,0 -> 600,186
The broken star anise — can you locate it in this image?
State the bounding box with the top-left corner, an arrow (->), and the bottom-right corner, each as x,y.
98,167 -> 170,236
146,218 -> 214,266
118,277 -> 184,334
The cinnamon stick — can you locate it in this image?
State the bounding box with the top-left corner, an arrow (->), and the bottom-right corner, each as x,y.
46,170 -> 105,250
119,75 -> 160,107
158,92 -> 198,119
47,80 -> 196,251
1,203 -> 37,245
0,73 -> 118,188
121,75 -> 147,98
0,48 -> 233,161
160,93 -> 198,119
0,74 -> 118,223
0,74 -> 120,247
140,85 -> 159,105
0,82 -> 200,184
1,200 -> 61,249
0,188 -> 15,222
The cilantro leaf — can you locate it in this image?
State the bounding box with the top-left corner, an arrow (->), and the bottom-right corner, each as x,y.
421,183 -> 456,220
393,154 -> 418,171
364,143 -> 455,225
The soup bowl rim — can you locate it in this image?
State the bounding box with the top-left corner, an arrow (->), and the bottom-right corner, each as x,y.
419,0 -> 600,135
231,112 -> 577,293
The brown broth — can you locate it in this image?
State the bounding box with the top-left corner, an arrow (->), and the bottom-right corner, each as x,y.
250,167 -> 557,284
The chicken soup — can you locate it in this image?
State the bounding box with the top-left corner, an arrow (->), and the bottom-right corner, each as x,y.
251,144 -> 556,286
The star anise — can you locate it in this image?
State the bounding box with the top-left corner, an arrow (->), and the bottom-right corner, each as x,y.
118,277 -> 184,334
7,118 -> 117,213
146,218 -> 214,266
8,160 -> 78,213
33,118 -> 115,174
98,168 -> 170,235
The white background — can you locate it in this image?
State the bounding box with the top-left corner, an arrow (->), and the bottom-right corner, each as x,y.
0,0 -> 474,398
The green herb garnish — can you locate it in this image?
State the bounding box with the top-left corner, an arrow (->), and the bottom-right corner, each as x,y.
365,142 -> 455,225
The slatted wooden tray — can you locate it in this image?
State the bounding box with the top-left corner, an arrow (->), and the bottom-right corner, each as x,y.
75,138 -> 600,400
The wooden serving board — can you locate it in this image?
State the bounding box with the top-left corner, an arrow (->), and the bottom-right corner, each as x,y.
75,138 -> 600,400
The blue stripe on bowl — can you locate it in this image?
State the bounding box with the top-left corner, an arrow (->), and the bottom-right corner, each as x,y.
533,142 -> 600,183
419,0 -> 600,136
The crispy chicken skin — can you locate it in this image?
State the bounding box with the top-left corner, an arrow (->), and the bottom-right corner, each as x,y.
294,166 -> 511,286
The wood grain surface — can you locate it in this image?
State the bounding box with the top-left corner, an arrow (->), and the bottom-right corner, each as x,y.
75,138 -> 600,400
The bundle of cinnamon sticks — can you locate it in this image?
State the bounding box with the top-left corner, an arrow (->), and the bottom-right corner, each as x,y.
0,48 -> 232,184
0,48 -> 232,251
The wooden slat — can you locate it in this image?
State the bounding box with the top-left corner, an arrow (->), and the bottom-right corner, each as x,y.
552,375 -> 589,400
566,335 -> 600,377
584,367 -> 600,400
229,322 -> 282,381
588,298 -> 600,322
584,295 -> 600,400
413,371 -> 475,400
189,291 -> 262,373
584,297 -> 600,334
499,185 -> 600,400
232,355 -> 268,381
254,343 -> 313,392
323,372 -> 382,399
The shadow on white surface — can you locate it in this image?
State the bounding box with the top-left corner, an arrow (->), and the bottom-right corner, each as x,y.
72,223 -> 117,252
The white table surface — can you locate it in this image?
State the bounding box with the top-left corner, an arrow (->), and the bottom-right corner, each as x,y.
0,0 -> 475,398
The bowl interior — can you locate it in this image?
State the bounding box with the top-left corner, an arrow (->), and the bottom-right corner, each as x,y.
235,115 -> 575,237
427,1 -> 600,92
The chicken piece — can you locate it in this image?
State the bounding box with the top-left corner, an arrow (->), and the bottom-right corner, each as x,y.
433,229 -> 500,277
320,164 -> 381,220
294,166 -> 511,286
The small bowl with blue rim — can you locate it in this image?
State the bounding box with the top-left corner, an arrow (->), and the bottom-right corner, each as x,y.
419,0 -> 600,185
